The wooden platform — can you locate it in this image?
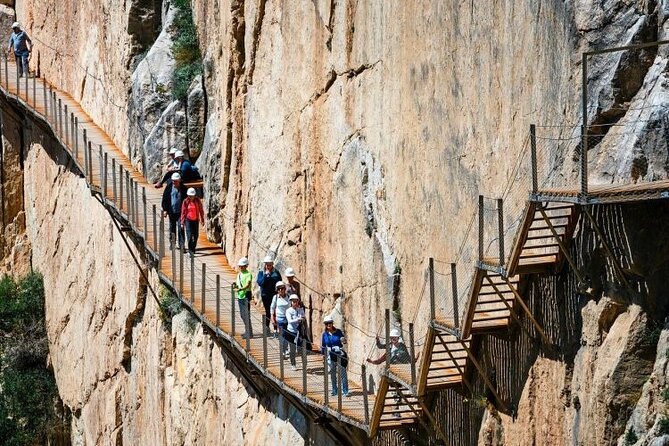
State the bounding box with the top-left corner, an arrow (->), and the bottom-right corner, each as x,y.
0,61 -> 376,433
534,179 -> 669,204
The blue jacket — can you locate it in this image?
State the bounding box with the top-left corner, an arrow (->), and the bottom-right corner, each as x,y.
179,159 -> 200,182
8,31 -> 31,55
256,269 -> 282,297
321,329 -> 345,355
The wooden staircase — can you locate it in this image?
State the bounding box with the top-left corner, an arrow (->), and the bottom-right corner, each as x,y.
461,270 -> 520,339
417,327 -> 468,396
369,375 -> 424,437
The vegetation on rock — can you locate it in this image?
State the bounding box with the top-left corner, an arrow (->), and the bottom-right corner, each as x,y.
0,272 -> 63,445
172,0 -> 203,101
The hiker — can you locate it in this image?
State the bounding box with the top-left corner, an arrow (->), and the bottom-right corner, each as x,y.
257,256 -> 282,327
154,148 -> 179,188
284,294 -> 305,370
8,22 -> 31,78
284,267 -> 301,298
367,328 -> 412,365
234,257 -> 254,339
321,316 -> 349,396
175,150 -> 199,182
180,187 -> 204,257
270,281 -> 290,355
161,172 -> 186,250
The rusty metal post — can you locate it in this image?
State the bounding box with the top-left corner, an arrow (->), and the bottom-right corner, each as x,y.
361,364 -> 369,424
262,319 -> 268,367
216,275 -> 221,327
497,198 -> 505,266
231,285 -> 236,336
409,323 -> 417,387
385,308 -> 390,369
201,263 -> 206,316
530,124 -> 537,194
478,195 -> 484,261
323,353 -> 329,405
429,257 -> 435,320
451,263 -> 459,328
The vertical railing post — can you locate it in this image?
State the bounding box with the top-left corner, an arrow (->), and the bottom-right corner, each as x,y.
87,141 -> 93,184
134,182 -> 139,227
171,243 -> 176,285
63,105 -> 68,145
24,66 -> 28,99
124,170 -> 130,214
245,323 -> 251,352
231,285 -> 236,336
361,364 -> 369,424
98,145 -> 104,192
14,61 -> 18,93
323,353 -> 329,405
32,74 -> 36,108
451,263 -> 459,329
302,342 -> 308,394
82,129 -> 88,175
384,308 -> 390,369
179,247 -> 184,297
57,99 -> 62,138
201,263 -> 206,316
215,275 -> 221,327
112,158 -> 117,200
74,117 -> 79,160
102,152 -> 108,201
142,187 -> 147,238
42,78 -> 47,119
478,194 -> 484,261
429,257 -> 435,321
497,198 -> 505,266
70,114 -> 74,150
159,213 -> 165,267
279,327 -> 285,380
262,319 -> 268,367
530,124 -> 538,194
188,255 -> 194,302
581,52 -> 589,202
4,54 -> 8,90
409,323 -> 417,387
152,204 -> 158,254
337,356 -> 343,412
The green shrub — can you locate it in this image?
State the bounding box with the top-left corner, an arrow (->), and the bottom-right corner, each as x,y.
624,427 -> 638,445
0,272 -> 61,445
658,417 -> 669,436
171,0 -> 202,102
159,286 -> 182,330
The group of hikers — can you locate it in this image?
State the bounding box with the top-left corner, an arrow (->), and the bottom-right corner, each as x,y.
234,255 -> 413,398
158,148 -> 204,257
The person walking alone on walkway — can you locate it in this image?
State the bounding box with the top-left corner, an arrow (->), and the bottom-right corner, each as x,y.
161,172 -> 186,250
285,295 -> 305,370
180,187 -> 204,257
321,316 -> 349,396
234,257 -> 254,339
257,256 -> 282,327
7,22 -> 31,78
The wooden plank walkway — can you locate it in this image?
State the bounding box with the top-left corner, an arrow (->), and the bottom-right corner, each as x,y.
0,60 -> 376,433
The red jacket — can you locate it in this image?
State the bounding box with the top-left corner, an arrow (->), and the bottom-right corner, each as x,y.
180,197 -> 204,224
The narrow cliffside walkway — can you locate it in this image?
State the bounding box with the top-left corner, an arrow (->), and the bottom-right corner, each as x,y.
0,61 -> 376,434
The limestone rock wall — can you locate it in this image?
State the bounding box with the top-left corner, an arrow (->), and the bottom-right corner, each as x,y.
11,110 -> 334,445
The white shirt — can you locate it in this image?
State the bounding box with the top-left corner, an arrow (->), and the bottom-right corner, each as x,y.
286,306 -> 305,333
270,294 -> 290,320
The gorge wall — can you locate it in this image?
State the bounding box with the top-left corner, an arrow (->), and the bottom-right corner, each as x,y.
1,0 -> 669,444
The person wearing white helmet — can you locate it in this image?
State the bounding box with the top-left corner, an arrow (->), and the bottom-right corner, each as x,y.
284,267 -> 301,299
234,257 -> 253,339
321,315 -> 349,396
161,172 -> 186,250
174,149 -> 200,182
257,255 -> 282,328
367,327 -> 411,365
270,281 -> 290,355
154,147 -> 181,188
284,294 -> 306,370
180,187 -> 204,257
8,22 -> 31,78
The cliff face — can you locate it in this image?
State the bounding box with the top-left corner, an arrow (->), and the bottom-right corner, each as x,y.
3,0 -> 669,444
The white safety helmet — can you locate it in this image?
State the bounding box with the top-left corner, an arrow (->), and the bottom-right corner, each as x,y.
171,172 -> 181,181
275,281 -> 285,289
263,255 -> 274,263
289,294 -> 299,301
186,187 -> 196,196
174,150 -> 185,158
323,315 -> 334,324
238,257 -> 249,267
390,328 -> 401,338
11,22 -> 20,29
285,267 -> 295,277
169,147 -> 178,155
